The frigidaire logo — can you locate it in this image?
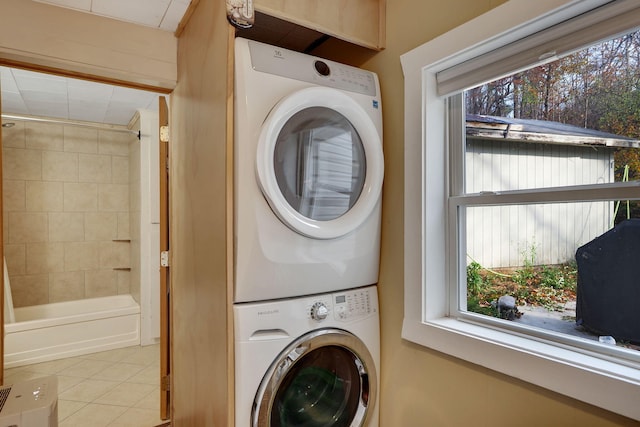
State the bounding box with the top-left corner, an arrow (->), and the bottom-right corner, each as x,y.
257,309 -> 280,316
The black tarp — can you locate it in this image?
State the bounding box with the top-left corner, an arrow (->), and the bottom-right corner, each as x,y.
575,219 -> 640,344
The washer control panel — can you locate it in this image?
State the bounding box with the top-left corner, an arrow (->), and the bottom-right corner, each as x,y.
333,288 -> 375,321
306,286 -> 377,323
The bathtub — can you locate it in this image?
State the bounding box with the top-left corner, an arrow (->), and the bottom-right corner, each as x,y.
4,294 -> 141,368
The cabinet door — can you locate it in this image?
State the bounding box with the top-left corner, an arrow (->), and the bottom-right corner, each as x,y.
254,0 -> 385,50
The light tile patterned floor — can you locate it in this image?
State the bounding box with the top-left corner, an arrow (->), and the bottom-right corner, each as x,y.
3,344 -> 165,427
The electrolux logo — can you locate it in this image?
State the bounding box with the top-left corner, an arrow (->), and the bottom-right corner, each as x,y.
257,309 -> 280,316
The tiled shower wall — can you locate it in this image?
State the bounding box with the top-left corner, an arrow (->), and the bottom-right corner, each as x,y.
2,120 -> 135,308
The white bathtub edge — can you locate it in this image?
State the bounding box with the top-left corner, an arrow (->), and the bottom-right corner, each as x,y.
4,296 -> 141,368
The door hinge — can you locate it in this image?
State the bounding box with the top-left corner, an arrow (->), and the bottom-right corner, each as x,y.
161,375 -> 171,391
160,125 -> 169,143
161,251 -> 170,267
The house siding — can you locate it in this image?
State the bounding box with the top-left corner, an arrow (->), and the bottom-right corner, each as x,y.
466,138 -> 614,267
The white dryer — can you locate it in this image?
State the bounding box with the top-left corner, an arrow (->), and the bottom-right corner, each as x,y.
234,285 -> 380,427
234,38 -> 384,303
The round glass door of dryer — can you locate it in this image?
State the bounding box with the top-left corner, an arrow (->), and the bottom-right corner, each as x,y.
256,87 -> 384,240
252,329 -> 377,427
273,107 -> 367,223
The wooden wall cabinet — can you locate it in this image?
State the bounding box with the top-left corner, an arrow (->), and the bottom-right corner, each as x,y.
255,0 -> 386,50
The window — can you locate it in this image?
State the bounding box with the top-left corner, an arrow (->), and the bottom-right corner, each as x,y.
401,0 -> 640,421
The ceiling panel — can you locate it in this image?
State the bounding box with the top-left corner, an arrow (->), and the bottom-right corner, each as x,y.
33,0 -> 190,31
91,0 -> 172,28
1,66 -> 161,126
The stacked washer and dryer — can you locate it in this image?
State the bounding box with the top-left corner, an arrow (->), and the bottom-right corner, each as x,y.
233,37 -> 384,427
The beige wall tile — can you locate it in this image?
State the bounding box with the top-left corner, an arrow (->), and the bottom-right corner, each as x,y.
112,156 -> 129,184
3,148 -> 42,180
26,242 -> 65,274
64,183 -> 98,212
43,151 -> 78,182
64,241 -> 100,271
26,181 -> 64,212
2,121 -> 26,148
99,131 -> 132,156
4,122 -> 136,306
79,154 -> 112,183
64,126 -> 98,154
5,244 -> 26,276
49,271 -> 85,302
8,212 -> 48,243
98,184 -> 129,212
129,178 -> 141,212
117,270 -> 131,294
99,241 -> 130,269
85,269 -> 117,298
11,274 -> 49,307
118,213 -> 130,239
85,213 -> 118,241
25,122 -> 64,151
3,180 -> 26,212
49,212 -> 85,242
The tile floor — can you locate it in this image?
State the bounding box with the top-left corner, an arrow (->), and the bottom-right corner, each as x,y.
3,344 -> 165,426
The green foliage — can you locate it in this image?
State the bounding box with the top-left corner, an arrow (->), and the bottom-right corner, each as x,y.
466,248 -> 578,317
512,242 -> 537,287
466,261 -> 484,295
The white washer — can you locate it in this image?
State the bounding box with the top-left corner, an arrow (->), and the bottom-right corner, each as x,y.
234,285 -> 380,427
234,38 -> 384,303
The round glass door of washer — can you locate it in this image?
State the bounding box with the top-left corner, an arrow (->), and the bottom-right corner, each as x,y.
252,329 -> 377,427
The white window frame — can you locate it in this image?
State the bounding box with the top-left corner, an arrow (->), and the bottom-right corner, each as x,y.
401,0 -> 640,421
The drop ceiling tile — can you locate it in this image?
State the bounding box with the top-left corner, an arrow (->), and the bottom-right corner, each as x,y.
69,101 -> 109,123
24,100 -> 69,119
14,74 -> 68,96
160,0 -> 191,31
2,62 -> 164,126
103,103 -> 139,125
33,0 -> 92,12
91,0 -> 172,28
68,80 -> 114,102
0,67 -> 20,93
20,90 -> 67,103
1,92 -> 29,115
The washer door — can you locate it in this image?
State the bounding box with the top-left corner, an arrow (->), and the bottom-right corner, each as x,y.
253,329 -> 377,427
256,87 -> 383,239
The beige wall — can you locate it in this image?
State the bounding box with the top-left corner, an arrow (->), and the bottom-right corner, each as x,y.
2,120 -> 133,307
317,0 -> 637,425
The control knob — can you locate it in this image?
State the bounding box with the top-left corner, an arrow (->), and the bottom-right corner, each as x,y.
310,302 -> 329,321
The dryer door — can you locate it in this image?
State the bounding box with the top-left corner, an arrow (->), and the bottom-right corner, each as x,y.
253,328 -> 377,427
256,86 -> 384,239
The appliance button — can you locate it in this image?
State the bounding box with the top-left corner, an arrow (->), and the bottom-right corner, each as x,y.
310,302 -> 329,321
314,60 -> 331,76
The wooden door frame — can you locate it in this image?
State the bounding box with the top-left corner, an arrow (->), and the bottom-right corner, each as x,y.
0,83 -> 4,386
159,96 -> 171,420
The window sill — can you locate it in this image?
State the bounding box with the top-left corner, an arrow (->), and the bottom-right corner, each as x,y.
402,316 -> 640,420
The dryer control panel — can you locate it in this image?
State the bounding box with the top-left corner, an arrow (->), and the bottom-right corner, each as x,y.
248,39 -> 378,97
